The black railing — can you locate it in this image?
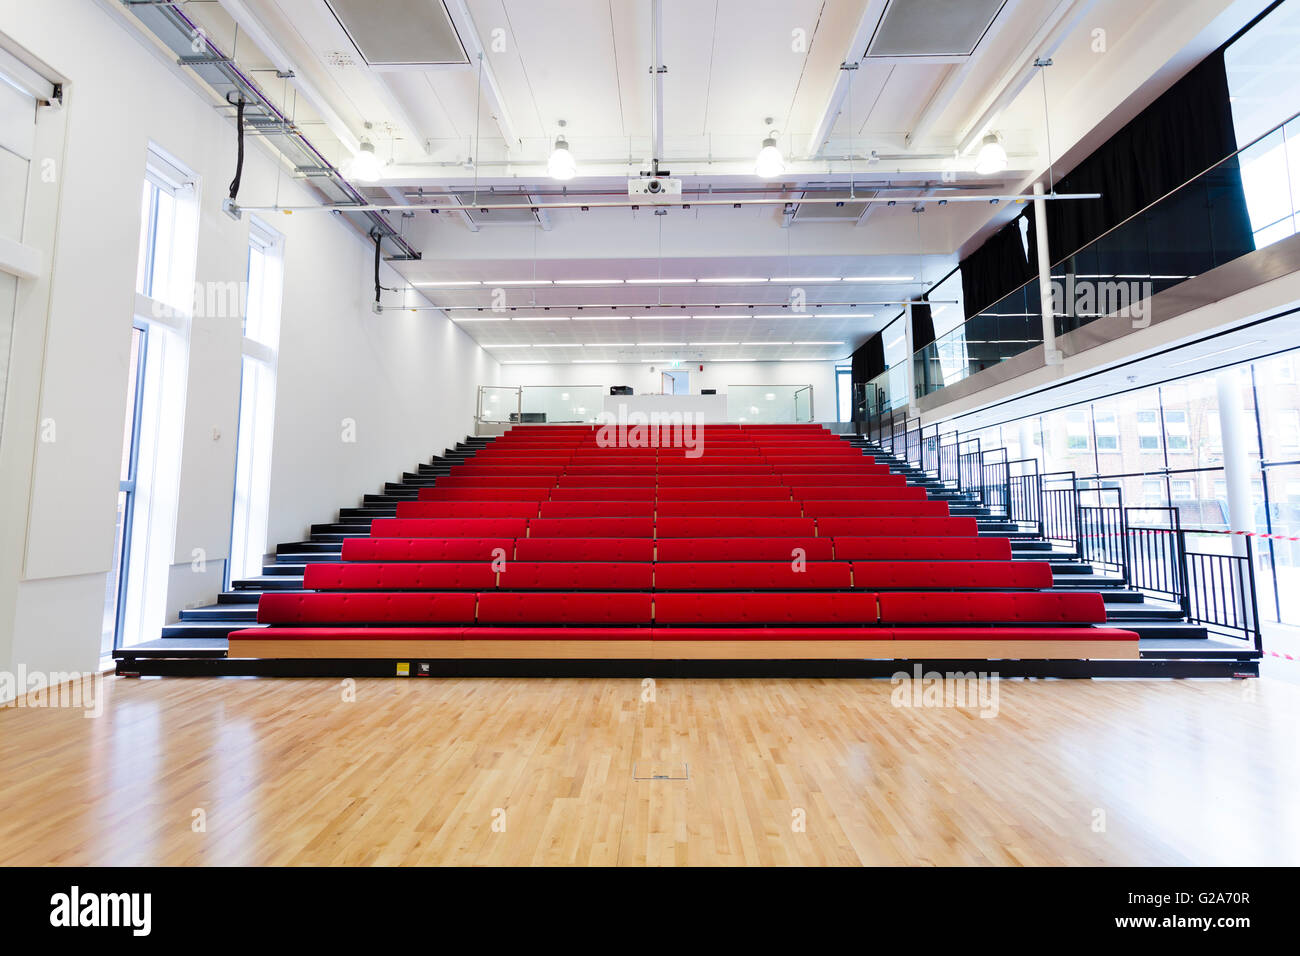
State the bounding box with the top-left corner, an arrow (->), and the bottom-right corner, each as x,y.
938,434 -> 960,488
856,425 -> 1262,651
1185,534 -> 1261,644
1079,487 -> 1128,581
1124,508 -> 1189,612
980,448 -> 1010,519
921,424 -> 940,476
1008,458 -> 1043,535
904,424 -> 922,470
958,439 -> 982,497
1042,472 -> 1081,551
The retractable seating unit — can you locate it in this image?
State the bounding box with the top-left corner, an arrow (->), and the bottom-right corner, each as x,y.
229,423 -> 1138,662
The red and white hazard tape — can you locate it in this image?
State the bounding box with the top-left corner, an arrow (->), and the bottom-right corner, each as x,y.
1116,528 -> 1300,542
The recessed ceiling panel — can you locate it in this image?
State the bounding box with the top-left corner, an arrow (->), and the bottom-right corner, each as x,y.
866,0 -> 1007,58
791,188 -> 878,223
324,0 -> 469,66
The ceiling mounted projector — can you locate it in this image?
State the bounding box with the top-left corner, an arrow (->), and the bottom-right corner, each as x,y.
628,176 -> 682,203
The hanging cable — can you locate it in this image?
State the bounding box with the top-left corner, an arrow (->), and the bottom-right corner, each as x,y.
228,97 -> 246,202
373,231 -> 383,305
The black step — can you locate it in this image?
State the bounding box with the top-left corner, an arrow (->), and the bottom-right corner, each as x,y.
365,493 -> 418,505
339,506 -> 397,519
161,621 -> 252,639
277,540 -> 342,555
231,576 -> 304,590
217,591 -> 262,605
179,605 -> 259,622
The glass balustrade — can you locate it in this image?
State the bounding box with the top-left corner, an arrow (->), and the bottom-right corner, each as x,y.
912,111 -> 1300,400
726,385 -> 815,423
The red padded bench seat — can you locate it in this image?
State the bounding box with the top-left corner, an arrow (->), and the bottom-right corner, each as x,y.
655,501 -> 804,517
396,501 -> 539,519
891,627 -> 1137,641
342,538 -> 513,562
477,592 -> 652,624
656,517 -> 816,538
304,563 -> 495,591
655,592 -> 877,624
655,486 -> 791,500
803,501 -> 950,517
832,536 -> 1012,561
416,488 -> 550,502
656,562 -> 851,589
539,501 -> 655,517
878,592 -> 1107,624
435,476 -> 557,487
498,562 -> 653,590
528,517 -> 655,538
370,517 -> 530,538
851,561 -> 1053,590
782,475 -> 907,487
258,592 -> 477,624
816,517 -> 978,537
514,538 -> 654,562
655,537 -> 833,562
549,487 -> 656,500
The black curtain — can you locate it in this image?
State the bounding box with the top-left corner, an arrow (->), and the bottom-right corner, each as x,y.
851,334 -> 884,383
961,211 -> 1035,319
850,334 -> 886,422
911,299 -> 942,397
1046,51 -> 1248,261
958,49 -> 1255,325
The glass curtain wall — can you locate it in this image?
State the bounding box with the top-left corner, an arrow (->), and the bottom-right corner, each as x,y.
956,347 -> 1300,623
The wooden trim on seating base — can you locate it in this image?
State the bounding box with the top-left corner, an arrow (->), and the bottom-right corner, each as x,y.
228,638 -> 1139,661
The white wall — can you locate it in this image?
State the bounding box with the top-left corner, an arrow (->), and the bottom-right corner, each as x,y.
0,0 -> 496,692
497,360 -> 839,421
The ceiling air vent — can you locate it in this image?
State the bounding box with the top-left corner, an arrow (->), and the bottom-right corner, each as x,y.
324,0 -> 469,67
789,188 -> 878,224
866,0 -> 1007,58
451,192 -> 544,227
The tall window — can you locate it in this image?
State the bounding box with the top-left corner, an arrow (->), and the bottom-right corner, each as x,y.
113,145 -> 199,648
1226,0 -> 1300,248
0,71 -> 35,442
101,323 -> 147,657
229,218 -> 284,583
835,365 -> 852,423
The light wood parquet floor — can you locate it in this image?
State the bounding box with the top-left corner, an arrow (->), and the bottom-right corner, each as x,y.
2,674 -> 1297,865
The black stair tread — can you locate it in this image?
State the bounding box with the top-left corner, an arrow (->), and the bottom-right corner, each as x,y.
217,591 -> 262,604
1138,634 -> 1258,656
232,576 -> 305,589
179,606 -> 259,621
161,622 -> 253,638
1104,606 -> 1188,620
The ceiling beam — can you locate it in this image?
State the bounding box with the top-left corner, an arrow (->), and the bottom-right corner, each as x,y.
904,0 -> 1025,150
956,0 -> 1101,156
445,0 -> 522,152
215,0 -> 360,154
805,0 -> 888,159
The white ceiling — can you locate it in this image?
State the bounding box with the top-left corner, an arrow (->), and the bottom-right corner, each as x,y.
169,0 -> 1267,364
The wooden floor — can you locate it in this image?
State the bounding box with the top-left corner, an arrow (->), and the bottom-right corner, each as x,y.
2,673 -> 1299,865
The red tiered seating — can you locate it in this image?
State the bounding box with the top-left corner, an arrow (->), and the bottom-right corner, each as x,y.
229,423 -> 1139,661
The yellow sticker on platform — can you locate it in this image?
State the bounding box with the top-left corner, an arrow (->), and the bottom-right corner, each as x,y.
396,662 -> 410,676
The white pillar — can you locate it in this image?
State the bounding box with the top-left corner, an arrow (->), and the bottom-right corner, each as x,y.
1033,181 -> 1062,365
1215,368 -> 1255,558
